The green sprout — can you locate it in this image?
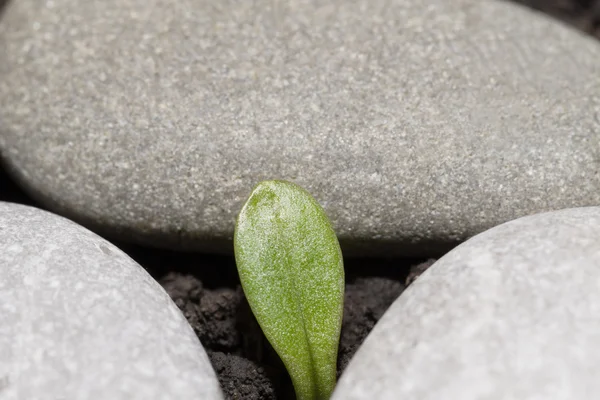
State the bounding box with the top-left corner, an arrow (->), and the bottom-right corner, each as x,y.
234,180 -> 345,400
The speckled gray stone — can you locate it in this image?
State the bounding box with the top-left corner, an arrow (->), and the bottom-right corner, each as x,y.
332,207 -> 600,400
0,202 -> 223,400
0,0 -> 599,255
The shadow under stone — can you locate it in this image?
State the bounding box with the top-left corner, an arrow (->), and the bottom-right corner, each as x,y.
0,0 -> 10,18
508,0 -> 600,37
0,163 -> 37,206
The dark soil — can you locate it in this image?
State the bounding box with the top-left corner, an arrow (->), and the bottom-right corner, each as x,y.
126,244 -> 437,399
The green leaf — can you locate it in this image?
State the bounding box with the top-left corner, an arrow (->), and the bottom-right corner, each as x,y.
234,180 -> 345,400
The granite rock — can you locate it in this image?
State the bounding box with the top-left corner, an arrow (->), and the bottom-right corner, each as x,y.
0,202 -> 223,400
0,0 -> 599,255
333,207 -> 600,399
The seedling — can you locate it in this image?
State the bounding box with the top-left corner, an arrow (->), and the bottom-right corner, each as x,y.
234,180 -> 345,400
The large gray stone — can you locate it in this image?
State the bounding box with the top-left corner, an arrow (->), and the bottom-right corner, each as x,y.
1,0 -> 599,256
0,202 -> 223,400
332,207 -> 600,399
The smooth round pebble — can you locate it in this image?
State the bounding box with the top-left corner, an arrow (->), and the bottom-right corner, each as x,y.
333,207 -> 600,399
1,0 -> 600,255
0,202 -> 223,400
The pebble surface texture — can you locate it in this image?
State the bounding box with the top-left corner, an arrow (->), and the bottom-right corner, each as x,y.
1,0 -> 599,255
332,207 -> 600,400
0,202 -> 223,400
